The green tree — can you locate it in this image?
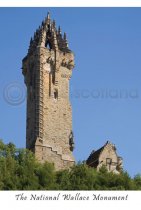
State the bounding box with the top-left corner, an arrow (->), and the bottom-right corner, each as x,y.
133,174 -> 141,190
0,140 -> 141,190
15,149 -> 39,190
68,163 -> 98,190
56,169 -> 71,190
35,162 -> 56,190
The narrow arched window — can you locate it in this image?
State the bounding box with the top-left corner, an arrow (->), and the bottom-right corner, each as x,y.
45,40 -> 52,49
54,89 -> 58,100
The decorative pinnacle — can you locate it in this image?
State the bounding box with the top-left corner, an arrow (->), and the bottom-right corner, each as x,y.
47,12 -> 50,20
58,26 -> 61,34
64,32 -> 67,40
36,29 -> 39,35
64,32 -> 68,47
42,21 -> 44,26
53,20 -> 56,28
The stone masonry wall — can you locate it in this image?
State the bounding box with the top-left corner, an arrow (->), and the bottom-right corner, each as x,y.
98,143 -> 118,172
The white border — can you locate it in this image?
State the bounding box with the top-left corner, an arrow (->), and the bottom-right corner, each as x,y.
0,0 -> 141,7
0,191 -> 141,210
0,3 -> 140,210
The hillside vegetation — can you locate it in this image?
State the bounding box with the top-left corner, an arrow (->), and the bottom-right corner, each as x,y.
0,140 -> 141,190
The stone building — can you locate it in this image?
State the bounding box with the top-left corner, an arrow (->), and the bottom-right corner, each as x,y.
22,13 -> 75,170
86,141 -> 123,173
22,12 -> 123,172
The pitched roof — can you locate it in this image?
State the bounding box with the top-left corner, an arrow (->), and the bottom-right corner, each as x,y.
86,141 -> 116,167
86,145 -> 105,167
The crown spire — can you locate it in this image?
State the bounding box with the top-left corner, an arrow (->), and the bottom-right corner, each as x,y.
28,13 -> 71,53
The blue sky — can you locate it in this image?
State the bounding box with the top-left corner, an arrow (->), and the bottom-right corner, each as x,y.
0,8 -> 141,177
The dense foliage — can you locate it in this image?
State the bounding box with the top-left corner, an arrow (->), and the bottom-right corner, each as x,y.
0,140 -> 141,190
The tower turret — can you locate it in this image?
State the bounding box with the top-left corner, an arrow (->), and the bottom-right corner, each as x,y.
22,13 -> 75,170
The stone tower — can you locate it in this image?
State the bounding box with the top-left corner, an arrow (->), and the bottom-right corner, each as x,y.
22,13 -> 75,170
